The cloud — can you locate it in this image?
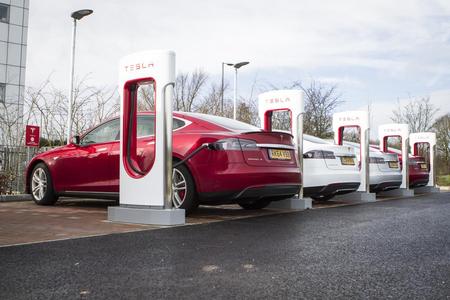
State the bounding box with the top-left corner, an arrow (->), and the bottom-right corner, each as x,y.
25,0 -> 450,124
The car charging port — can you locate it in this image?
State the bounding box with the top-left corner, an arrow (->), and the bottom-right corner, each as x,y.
173,143 -> 214,168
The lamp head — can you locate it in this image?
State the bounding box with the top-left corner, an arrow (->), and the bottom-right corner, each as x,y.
234,61 -> 249,69
71,9 -> 93,20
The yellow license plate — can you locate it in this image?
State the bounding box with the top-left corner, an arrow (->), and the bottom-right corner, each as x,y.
268,149 -> 291,160
388,161 -> 399,168
340,156 -> 355,165
420,163 -> 428,170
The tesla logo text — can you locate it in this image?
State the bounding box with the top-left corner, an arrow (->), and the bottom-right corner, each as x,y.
414,136 -> 431,140
124,62 -> 154,72
383,128 -> 402,133
265,97 -> 291,104
338,116 -> 360,122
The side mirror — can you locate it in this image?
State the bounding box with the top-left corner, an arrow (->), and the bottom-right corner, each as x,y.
71,135 -> 80,145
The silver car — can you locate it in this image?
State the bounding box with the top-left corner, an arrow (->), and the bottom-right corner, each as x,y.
343,141 -> 402,193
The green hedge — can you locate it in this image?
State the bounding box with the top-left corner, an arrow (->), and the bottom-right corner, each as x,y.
437,175 -> 450,187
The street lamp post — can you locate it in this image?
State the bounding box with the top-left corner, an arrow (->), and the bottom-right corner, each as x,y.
231,62 -> 249,120
66,9 -> 93,144
221,62 -> 233,115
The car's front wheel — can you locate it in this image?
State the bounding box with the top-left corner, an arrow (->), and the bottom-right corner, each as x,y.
172,164 -> 198,214
30,163 -> 58,205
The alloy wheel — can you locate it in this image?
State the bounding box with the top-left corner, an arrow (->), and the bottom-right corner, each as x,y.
31,168 -> 47,201
172,168 -> 187,208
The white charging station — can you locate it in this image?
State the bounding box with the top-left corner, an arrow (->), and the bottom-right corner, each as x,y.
257,90 -> 311,209
378,123 -> 414,197
108,50 -> 185,225
332,110 -> 376,202
409,132 -> 439,193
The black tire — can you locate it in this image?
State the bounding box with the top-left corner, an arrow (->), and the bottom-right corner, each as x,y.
172,164 -> 198,214
311,194 -> 334,201
30,163 -> 58,205
239,199 -> 271,210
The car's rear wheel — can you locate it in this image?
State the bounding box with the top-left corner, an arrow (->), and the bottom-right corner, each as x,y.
30,163 -> 58,205
172,164 -> 198,214
311,194 -> 334,201
239,199 -> 271,210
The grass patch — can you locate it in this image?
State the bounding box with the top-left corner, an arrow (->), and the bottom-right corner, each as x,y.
437,175 -> 450,186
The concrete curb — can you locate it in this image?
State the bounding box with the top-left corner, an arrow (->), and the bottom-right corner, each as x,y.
438,186 -> 450,191
0,194 -> 32,202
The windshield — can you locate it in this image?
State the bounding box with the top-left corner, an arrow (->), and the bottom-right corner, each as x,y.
184,112 -> 261,132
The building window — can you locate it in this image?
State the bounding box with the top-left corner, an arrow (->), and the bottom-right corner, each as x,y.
0,83 -> 5,103
0,4 -> 9,23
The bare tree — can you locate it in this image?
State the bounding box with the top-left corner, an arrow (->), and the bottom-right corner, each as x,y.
391,97 -> 439,133
174,70 -> 208,112
137,83 -> 155,112
236,78 -> 260,126
0,102 -> 23,146
92,87 -> 120,124
433,113 -> 450,174
271,110 -> 291,132
21,75 -> 120,146
195,82 -> 232,117
290,80 -> 343,138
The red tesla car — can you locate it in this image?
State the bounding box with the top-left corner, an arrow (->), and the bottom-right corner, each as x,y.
26,112 -> 301,213
371,146 -> 429,188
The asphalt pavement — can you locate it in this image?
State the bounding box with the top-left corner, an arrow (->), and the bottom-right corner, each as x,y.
1,192 -> 449,299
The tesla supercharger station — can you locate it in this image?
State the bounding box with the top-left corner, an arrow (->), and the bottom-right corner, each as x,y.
257,90 -> 311,210
108,50 -> 185,225
409,132 -> 439,193
332,110 -> 376,202
378,123 -> 414,197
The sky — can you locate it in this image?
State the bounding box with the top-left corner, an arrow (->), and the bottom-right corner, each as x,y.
26,0 -> 450,137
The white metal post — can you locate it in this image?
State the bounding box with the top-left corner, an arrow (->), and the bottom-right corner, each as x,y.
221,63 -> 225,114
297,113 -> 304,199
66,19 -> 77,144
233,68 -> 237,120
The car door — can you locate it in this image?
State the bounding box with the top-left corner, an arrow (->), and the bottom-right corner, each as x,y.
56,119 -> 120,192
109,115 -> 188,192
109,115 -> 155,192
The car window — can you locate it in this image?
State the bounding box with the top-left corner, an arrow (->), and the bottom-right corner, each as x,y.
137,116 -> 155,137
82,116 -> 186,144
82,119 -> 120,145
173,118 -> 186,130
136,116 -> 186,137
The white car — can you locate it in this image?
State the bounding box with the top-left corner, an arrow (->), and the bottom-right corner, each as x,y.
303,135 -> 360,201
342,141 -> 402,193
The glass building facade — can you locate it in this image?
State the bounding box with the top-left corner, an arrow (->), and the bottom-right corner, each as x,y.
0,0 -> 28,144
0,0 -> 28,105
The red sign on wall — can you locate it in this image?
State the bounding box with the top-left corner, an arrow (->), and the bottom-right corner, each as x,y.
25,125 -> 40,147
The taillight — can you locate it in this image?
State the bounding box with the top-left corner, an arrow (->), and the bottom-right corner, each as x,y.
304,150 -> 323,159
303,150 -> 335,159
213,138 -> 257,151
322,151 -> 336,159
238,139 -> 258,150
369,157 -> 385,164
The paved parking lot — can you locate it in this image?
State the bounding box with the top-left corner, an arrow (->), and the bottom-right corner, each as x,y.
0,189 -> 443,247
0,196 -> 373,247
0,192 -> 448,299
0,199 -> 300,246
